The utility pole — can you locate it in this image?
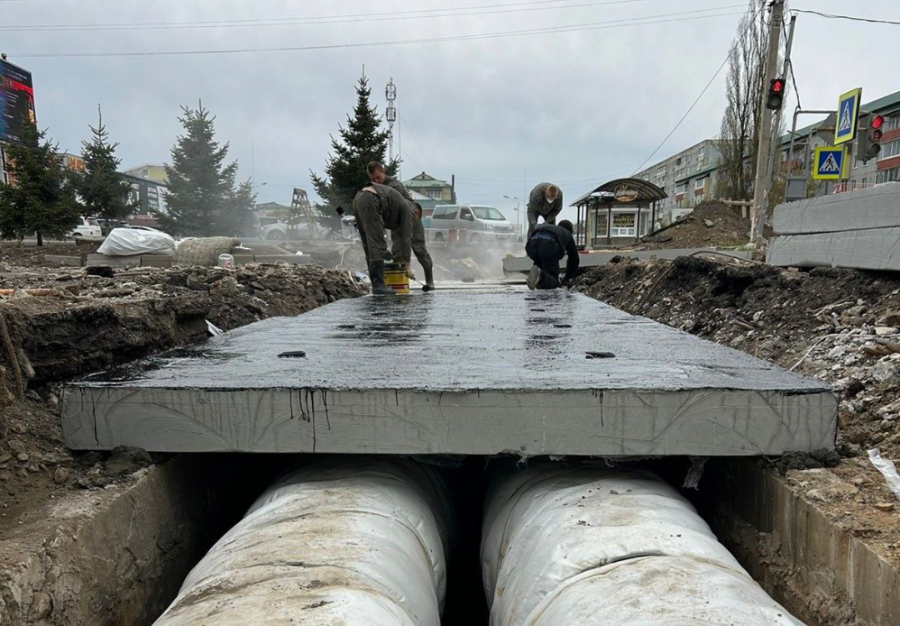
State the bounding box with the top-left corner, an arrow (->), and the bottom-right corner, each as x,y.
750,0 -> 785,245
765,12 -> 796,194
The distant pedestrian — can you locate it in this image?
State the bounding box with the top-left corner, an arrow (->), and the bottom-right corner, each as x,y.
526,183 -> 563,239
368,162 -> 435,291
525,219 -> 580,290
352,182 -> 413,295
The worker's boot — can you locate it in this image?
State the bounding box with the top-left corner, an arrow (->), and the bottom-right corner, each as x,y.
527,265 -> 541,291
424,267 -> 435,292
369,260 -> 396,296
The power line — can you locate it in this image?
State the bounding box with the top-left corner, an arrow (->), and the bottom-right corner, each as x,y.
0,0 -> 665,32
791,9 -> 900,26
9,10 -> 744,58
631,1 -> 765,174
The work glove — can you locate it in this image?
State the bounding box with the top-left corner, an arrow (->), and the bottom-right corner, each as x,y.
406,268 -> 417,280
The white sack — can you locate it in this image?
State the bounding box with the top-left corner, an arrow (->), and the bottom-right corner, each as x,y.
481,462 -> 804,626
153,458 -> 450,626
97,227 -> 176,256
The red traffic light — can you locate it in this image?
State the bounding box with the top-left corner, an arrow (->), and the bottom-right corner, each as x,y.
871,115 -> 885,130
766,78 -> 785,110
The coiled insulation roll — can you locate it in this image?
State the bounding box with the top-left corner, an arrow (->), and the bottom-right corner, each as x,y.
482,462 -> 803,626
154,458 -> 450,626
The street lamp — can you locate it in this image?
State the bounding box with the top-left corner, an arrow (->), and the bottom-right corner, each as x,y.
504,195 -> 522,240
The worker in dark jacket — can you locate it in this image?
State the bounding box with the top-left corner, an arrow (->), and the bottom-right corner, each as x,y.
352,182 -> 413,295
526,182 -> 563,239
525,220 -> 579,290
367,162 -> 435,291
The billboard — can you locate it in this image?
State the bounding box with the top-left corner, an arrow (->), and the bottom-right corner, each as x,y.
0,59 -> 36,146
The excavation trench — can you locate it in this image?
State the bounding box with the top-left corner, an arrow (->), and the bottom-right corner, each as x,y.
7,453 -> 888,626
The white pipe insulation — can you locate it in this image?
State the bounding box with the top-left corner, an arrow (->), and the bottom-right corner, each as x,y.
153,459 -> 451,626
481,463 -> 804,626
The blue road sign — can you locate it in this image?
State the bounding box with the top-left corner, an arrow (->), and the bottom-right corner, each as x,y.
835,88 -> 861,146
814,147 -> 845,180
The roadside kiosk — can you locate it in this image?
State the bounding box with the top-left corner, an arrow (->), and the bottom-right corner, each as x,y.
572,178 -> 667,249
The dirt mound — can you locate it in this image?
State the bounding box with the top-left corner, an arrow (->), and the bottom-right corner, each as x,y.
642,201 -> 750,249
574,255 -> 900,557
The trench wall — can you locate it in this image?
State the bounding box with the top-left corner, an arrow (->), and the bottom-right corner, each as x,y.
708,459 -> 900,626
0,455 -> 260,626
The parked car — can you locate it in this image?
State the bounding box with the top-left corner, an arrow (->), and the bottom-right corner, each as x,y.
87,217 -> 128,235
68,217 -> 102,239
258,216 -> 284,228
426,204 -> 515,244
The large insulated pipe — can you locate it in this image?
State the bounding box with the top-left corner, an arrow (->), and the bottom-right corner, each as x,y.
154,458 -> 450,626
482,462 -> 804,626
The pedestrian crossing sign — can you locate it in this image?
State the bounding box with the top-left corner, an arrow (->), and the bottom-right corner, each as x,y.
834,88 -> 861,146
813,147 -> 846,180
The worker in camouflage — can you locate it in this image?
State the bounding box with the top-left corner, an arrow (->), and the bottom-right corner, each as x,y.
367,162 -> 435,291
352,181 -> 413,296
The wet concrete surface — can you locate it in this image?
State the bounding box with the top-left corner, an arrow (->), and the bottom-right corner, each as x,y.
61,290 -> 837,455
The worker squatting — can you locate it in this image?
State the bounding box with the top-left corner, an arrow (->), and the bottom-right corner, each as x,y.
352,172 -> 579,294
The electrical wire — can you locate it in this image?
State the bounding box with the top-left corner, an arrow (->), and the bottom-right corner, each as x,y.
0,0 -> 670,32
9,10 -> 744,58
791,9 -> 900,26
630,0 -> 765,174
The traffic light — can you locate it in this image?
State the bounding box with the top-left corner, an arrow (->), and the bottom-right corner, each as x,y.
766,78 -> 786,110
857,114 -> 885,164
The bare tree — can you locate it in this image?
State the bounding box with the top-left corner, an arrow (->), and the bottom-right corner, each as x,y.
717,1 -> 770,201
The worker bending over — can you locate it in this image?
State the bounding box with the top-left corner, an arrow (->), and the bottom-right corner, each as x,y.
352,182 -> 413,295
367,162 -> 435,291
526,182 -> 563,239
525,219 -> 580,290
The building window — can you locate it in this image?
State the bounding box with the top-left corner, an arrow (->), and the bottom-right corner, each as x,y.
698,148 -> 705,163
675,157 -> 682,166
880,139 -> 900,160
876,167 -> 900,184
885,116 -> 900,132
611,213 -> 636,237
675,182 -> 687,195
694,177 -> 706,191
426,189 -> 442,199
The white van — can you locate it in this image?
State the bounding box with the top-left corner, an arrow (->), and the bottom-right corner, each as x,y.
426,204 -> 515,244
68,216 -> 102,240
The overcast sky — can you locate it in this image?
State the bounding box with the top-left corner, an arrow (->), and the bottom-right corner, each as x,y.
3,0 -> 898,223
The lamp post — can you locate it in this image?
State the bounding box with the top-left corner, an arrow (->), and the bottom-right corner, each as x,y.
504,195 -> 522,240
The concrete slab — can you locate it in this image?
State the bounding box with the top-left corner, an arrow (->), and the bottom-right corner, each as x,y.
86,254 -> 173,268
61,291 -> 837,456
767,227 -> 900,271
773,183 -> 900,235
43,255 -> 83,267
502,248 -> 754,275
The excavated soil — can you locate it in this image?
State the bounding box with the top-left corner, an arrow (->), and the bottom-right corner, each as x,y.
0,262 -> 368,537
640,201 -> 752,249
574,255 -> 900,568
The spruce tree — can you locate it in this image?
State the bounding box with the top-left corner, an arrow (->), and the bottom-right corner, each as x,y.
0,123 -> 81,246
77,105 -> 135,234
311,76 -> 399,212
158,102 -> 254,237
